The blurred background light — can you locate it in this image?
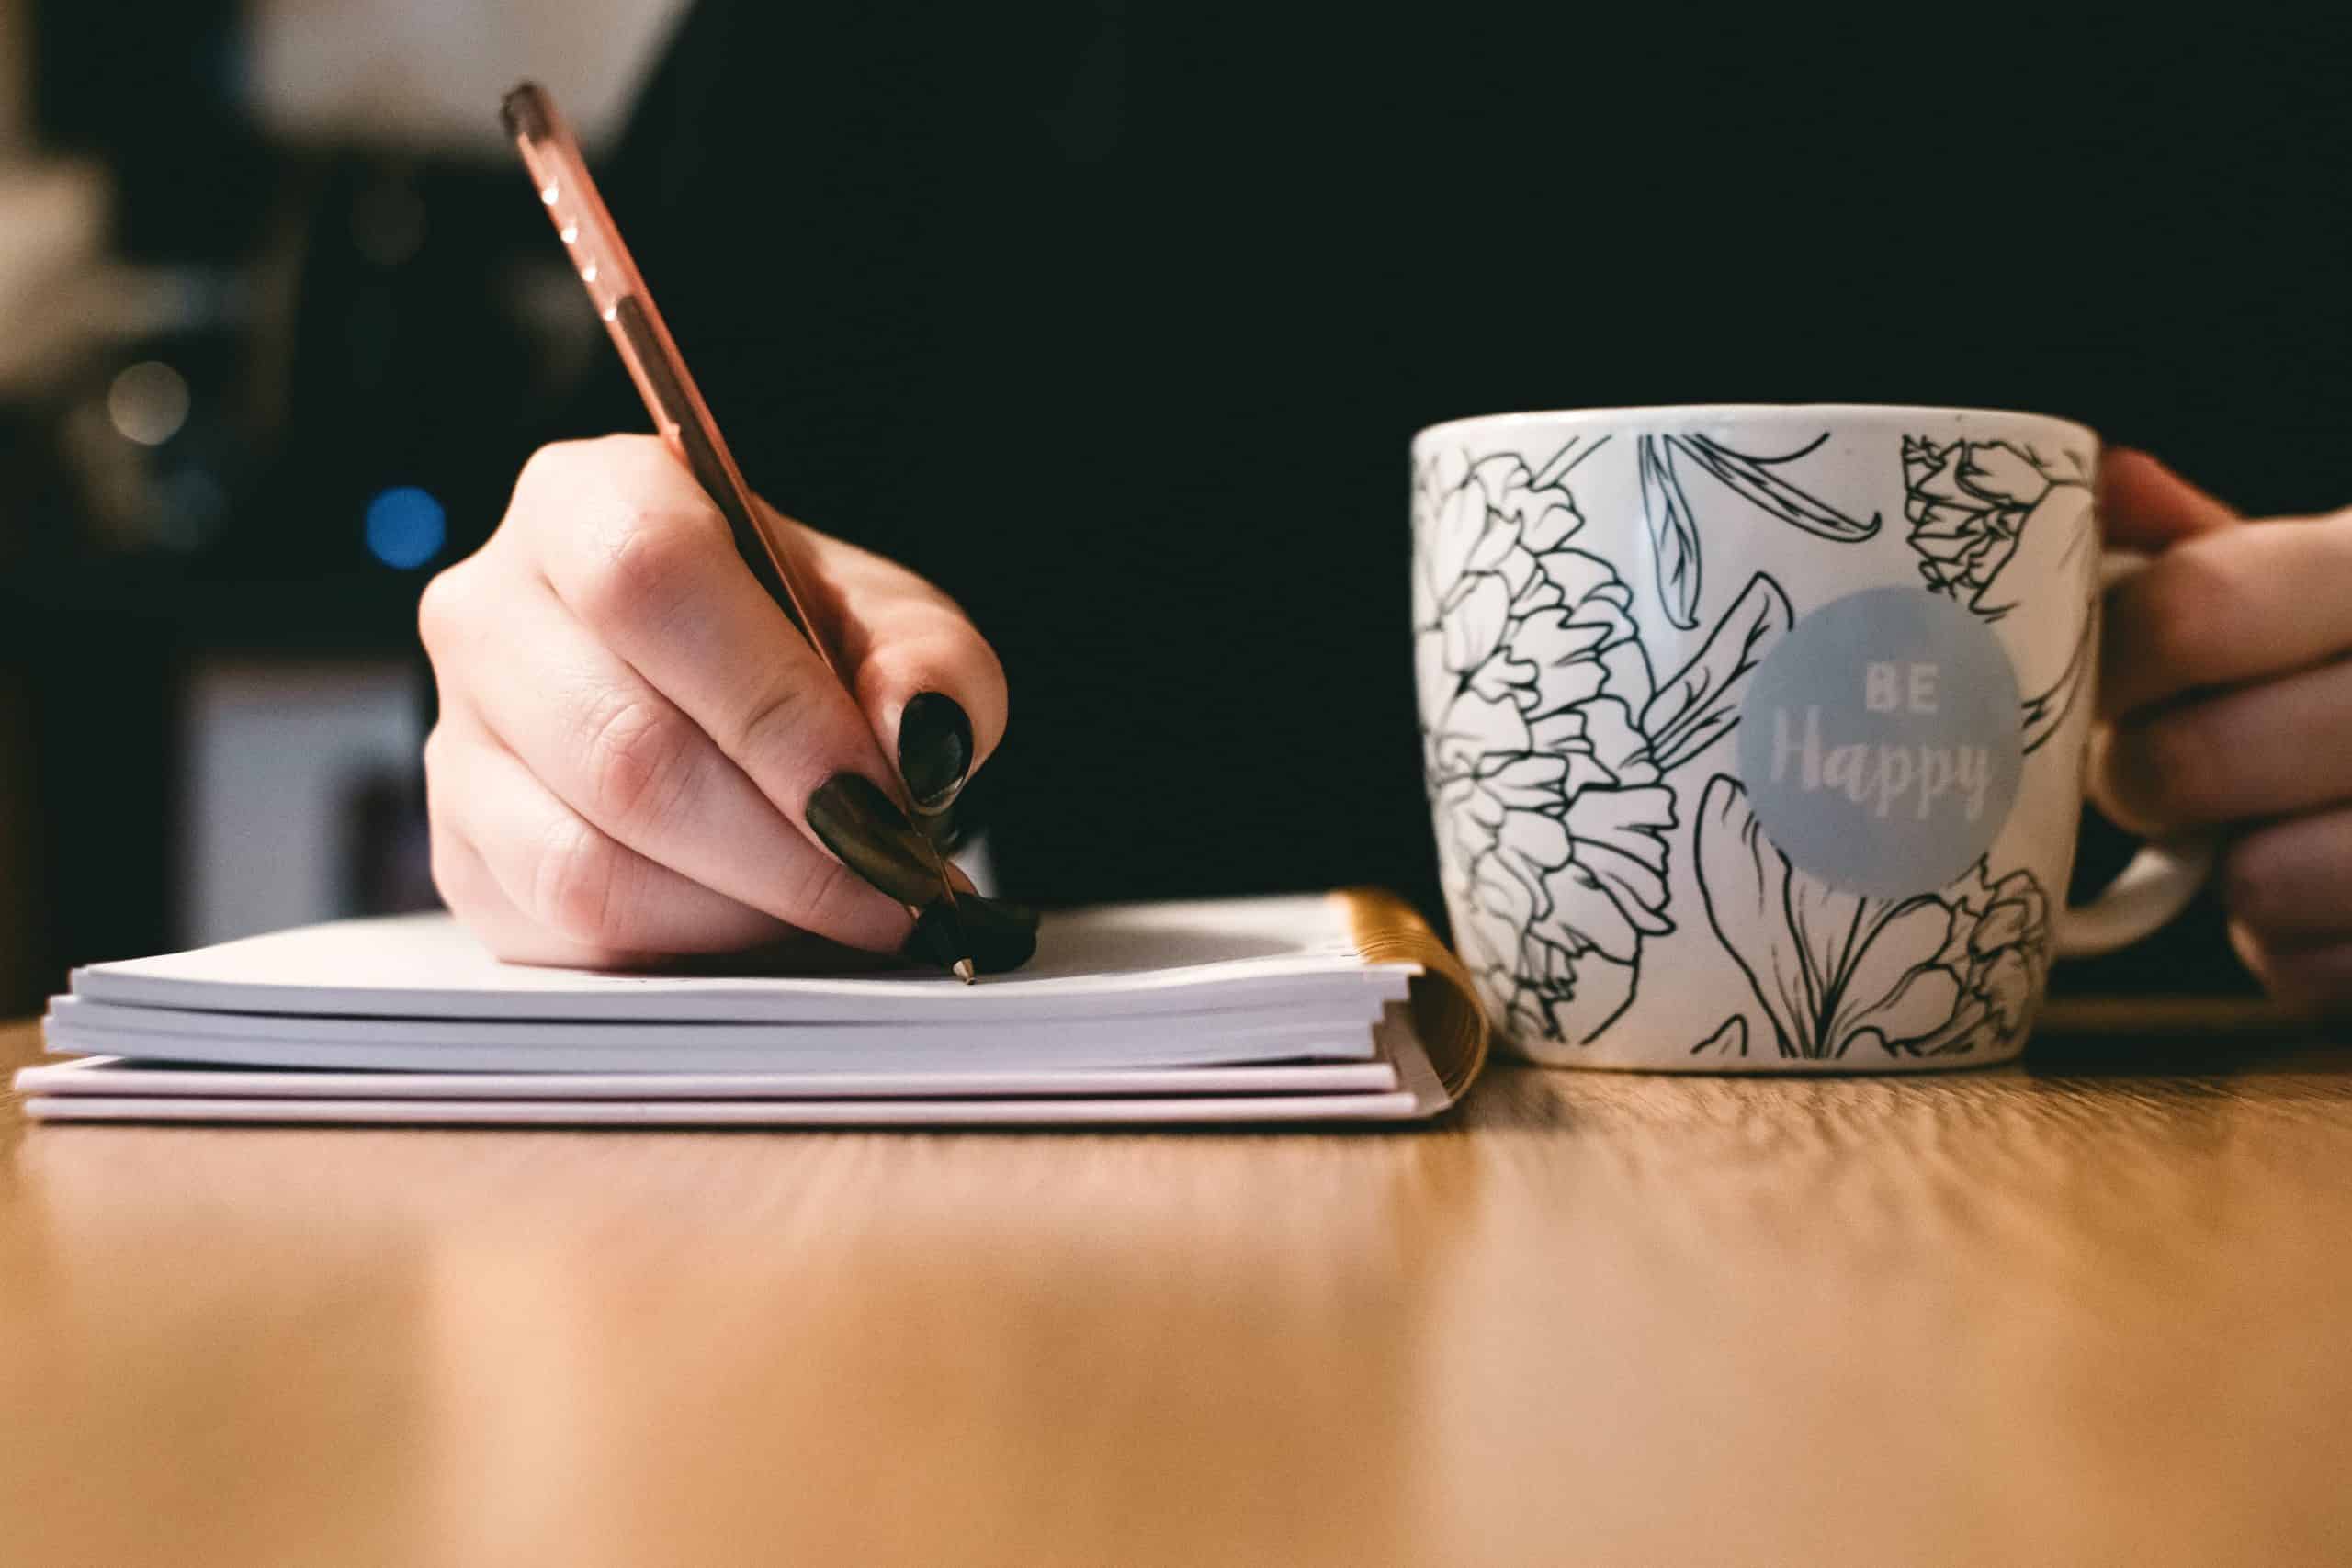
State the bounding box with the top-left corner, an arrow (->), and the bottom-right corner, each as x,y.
364,484 -> 445,569
105,358 -> 188,445
0,0 -> 686,1007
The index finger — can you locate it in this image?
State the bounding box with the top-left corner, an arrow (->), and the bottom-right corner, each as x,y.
2099,508 -> 2352,717
2100,447 -> 2239,552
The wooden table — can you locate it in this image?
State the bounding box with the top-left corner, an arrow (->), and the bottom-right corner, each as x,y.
4,1010 -> 2349,1566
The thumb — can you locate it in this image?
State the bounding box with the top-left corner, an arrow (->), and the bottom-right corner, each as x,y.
776,502 -> 1007,819
2101,447 -> 2240,551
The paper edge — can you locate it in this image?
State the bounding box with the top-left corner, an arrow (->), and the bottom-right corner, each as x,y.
14,1054 -> 1403,1102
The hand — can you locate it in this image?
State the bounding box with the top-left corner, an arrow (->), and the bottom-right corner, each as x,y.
2090,449 -> 2352,1013
419,435 -> 1005,967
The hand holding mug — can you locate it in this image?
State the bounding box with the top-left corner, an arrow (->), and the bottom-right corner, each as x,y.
2092,450 -> 2352,1013
1414,405 -> 2223,1072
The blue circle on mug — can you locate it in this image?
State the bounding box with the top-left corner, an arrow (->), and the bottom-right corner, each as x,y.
1735,587 -> 2022,898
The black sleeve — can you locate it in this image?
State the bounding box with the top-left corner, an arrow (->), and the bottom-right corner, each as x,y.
535,1 -> 1101,547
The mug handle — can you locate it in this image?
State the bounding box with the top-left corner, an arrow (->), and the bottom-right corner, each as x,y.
2053,548 -> 2214,959
2054,837 -> 2213,957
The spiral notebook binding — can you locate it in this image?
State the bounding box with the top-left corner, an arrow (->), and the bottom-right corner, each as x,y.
1331,888 -> 1489,1104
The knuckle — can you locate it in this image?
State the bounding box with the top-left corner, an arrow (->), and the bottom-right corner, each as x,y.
514,433 -> 681,545
577,692 -> 700,836
731,674 -> 818,764
531,817 -> 629,946
573,503 -> 724,637
595,433 -> 685,497
415,560 -> 474,657
514,438 -> 595,502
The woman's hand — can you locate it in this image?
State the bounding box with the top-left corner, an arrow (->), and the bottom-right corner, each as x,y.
419,435 -> 1004,967
2091,449 -> 2352,1012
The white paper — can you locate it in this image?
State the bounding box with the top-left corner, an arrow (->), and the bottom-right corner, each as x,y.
17,1091 -> 1428,1127
44,994 -> 1382,1074
17,1017 -> 1450,1126
39,1019 -> 1376,1075
15,1054 -> 1401,1101
36,898 -> 1461,1126
72,897 -> 1417,1023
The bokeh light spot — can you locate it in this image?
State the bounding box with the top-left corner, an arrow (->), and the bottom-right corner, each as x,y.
107,360 -> 190,446
365,486 -> 447,570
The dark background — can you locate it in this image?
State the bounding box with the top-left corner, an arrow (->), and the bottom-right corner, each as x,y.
3,2 -> 2347,1010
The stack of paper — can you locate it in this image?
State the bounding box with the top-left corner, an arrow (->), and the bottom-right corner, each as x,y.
17,893 -> 1490,1127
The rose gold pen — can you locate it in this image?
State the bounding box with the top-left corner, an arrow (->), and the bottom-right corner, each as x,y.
499,81 -> 974,982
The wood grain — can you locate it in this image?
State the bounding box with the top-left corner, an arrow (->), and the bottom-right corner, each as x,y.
5,1016 -> 2349,1566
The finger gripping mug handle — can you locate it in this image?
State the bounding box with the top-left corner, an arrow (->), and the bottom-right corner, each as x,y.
2054,837 -> 2213,958
2053,547 -> 2216,959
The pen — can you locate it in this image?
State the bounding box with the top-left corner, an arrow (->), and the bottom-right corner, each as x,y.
499,81 -> 975,983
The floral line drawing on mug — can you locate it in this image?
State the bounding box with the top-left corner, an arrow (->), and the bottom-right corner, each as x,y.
1413,406 -> 2177,1072
1413,445 -> 1792,1044
1690,1014 -> 1751,1058
1693,774 -> 2052,1060
1901,435 -> 2098,755
1637,431 -> 1880,628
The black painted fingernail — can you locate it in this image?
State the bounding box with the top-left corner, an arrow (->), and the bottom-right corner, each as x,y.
897,692 -> 973,812
806,773 -> 945,907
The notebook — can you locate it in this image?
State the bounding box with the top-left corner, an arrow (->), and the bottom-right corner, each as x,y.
15,891 -> 1491,1127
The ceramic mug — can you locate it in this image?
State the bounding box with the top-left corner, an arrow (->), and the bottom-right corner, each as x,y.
1411,404 -> 2204,1071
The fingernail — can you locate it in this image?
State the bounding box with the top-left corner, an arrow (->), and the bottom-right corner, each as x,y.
897,692 -> 973,813
806,773 -> 945,906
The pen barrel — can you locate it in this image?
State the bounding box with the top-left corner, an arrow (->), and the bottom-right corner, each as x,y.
612,298 -> 817,647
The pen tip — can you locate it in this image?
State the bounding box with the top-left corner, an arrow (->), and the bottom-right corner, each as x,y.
953,959 -> 977,985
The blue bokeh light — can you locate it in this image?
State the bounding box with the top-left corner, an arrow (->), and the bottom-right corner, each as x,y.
365,485 -> 447,570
